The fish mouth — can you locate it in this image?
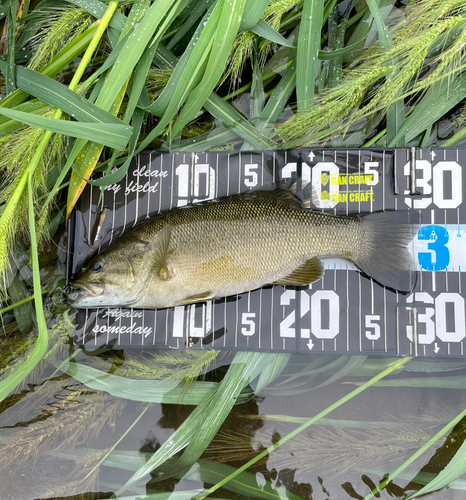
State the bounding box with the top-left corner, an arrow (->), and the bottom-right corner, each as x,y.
70,281 -> 104,297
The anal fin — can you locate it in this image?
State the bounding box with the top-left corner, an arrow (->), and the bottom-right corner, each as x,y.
178,291 -> 215,305
273,257 -> 324,286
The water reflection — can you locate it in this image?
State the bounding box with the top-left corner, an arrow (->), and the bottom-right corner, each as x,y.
2,345 -> 466,499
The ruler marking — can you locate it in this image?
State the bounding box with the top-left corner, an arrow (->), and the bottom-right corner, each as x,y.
134,153 -> 139,226
384,287 -> 387,352
346,265 -> 349,352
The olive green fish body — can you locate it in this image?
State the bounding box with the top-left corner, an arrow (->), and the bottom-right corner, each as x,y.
71,191 -> 418,309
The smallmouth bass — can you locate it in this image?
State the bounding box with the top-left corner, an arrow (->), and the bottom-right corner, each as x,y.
70,189 -> 419,309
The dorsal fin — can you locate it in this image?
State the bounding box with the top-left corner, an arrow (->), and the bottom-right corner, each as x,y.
239,188 -> 306,210
273,257 -> 324,286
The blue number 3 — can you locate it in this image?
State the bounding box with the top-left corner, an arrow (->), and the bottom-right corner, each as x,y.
418,225 -> 450,271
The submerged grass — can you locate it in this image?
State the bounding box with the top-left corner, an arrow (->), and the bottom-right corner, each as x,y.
1,0 -> 466,498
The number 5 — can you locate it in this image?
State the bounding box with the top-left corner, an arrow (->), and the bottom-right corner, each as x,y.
241,312 -> 256,336
244,164 -> 258,187
365,315 -> 381,340
364,162 -> 379,185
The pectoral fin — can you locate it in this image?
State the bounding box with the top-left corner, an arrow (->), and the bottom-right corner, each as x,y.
178,291 -> 214,305
273,257 -> 324,286
143,225 -> 172,280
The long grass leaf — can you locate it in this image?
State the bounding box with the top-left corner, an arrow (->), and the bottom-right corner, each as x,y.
163,352 -> 268,479
0,100 -> 52,137
254,353 -> 292,393
257,59 -> 296,133
388,71 -> 466,147
362,407 -> 466,500
408,438 -> 466,498
116,351 -> 266,494
0,62 -> 126,125
54,451 -> 304,500
365,0 -> 404,145
144,5 -> 217,117
170,0 -> 248,138
368,376 -> 466,388
310,355 -> 368,391
0,178 -> 48,401
66,78 -> 129,220
176,126 -> 238,151
296,0 -> 325,112
52,360 -> 253,405
115,386 -> 221,494
6,0 -> 17,93
166,0 -> 213,51
180,459 -> 305,500
66,0 -> 127,31
95,0 -> 179,113
0,22 -> 99,111
250,19 -> 295,48
360,469 -> 466,492
203,94 -> 275,149
0,106 -> 131,149
239,0 -> 269,31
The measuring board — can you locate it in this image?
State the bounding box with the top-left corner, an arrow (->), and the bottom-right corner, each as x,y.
67,148 -> 466,357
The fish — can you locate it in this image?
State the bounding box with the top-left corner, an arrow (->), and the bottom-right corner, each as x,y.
69,189 -> 420,309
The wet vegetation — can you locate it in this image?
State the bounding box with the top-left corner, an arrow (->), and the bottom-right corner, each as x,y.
2,0 -> 466,498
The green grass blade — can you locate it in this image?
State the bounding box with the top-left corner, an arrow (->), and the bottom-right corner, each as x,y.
257,59 -> 296,133
176,126 -> 238,151
369,375 -> 466,388
170,0 -> 248,138
115,386 -> 221,495
203,94 -> 275,149
254,353 -> 292,393
318,39 -> 366,60
0,106 -> 131,149
0,178 -> 48,402
310,355 -> 368,391
66,0 -> 127,31
145,5 -> 217,117
41,138 -> 88,213
115,351 -> 266,495
250,19 -> 295,48
408,438 -> 466,498
152,352 -> 268,482
365,0 -> 404,145
249,56 -> 266,123
362,407 -> 466,500
180,459 -> 306,500
51,360 -> 253,405
239,0 -> 269,31
0,22 -> 98,110
6,0 -> 17,93
94,0 -> 180,114
6,274 -> 34,333
0,100 -> 52,137
166,0 -> 213,51
360,469 -> 466,492
344,0 -> 391,60
0,62 -> 126,125
388,71 -> 466,147
296,0 -> 325,112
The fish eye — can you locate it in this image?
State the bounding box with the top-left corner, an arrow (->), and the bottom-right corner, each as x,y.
91,262 -> 104,272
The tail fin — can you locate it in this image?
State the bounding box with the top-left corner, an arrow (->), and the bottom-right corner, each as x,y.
353,211 -> 420,292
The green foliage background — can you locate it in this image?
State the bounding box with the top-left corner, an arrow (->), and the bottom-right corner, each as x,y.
2,0 -> 466,499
